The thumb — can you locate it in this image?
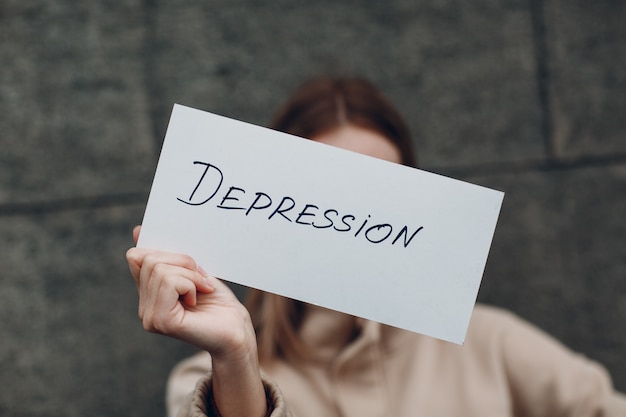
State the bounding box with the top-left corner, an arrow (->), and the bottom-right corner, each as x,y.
132,225 -> 142,245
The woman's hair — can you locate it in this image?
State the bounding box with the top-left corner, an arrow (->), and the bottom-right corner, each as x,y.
246,76 -> 417,363
269,76 -> 416,167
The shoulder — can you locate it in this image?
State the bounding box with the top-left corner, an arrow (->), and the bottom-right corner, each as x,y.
471,303 -> 523,325
468,308 -> 625,413
378,304 -> 528,352
467,304 -> 540,341
462,304 -> 568,360
467,304 -> 603,376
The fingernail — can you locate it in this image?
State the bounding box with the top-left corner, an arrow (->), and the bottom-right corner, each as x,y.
198,265 -> 209,277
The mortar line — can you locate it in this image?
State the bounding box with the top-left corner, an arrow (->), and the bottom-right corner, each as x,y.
431,152 -> 626,179
3,152 -> 625,217
529,0 -> 556,161
141,0 -> 164,157
0,192 -> 147,217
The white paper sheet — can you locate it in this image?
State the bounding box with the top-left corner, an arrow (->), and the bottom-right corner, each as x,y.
138,104 -> 504,344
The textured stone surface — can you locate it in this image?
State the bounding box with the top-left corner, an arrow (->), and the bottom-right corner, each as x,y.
0,2 -> 156,204
1,0 -> 625,416
0,206 -> 197,417
543,1 -> 626,158
473,165 -> 626,390
144,0 -> 544,169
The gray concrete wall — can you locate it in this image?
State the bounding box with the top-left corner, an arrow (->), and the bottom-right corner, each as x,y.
1,1 -> 624,415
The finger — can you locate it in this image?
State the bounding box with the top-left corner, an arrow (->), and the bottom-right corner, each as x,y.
126,247 -> 145,288
140,263 -> 198,321
143,270 -> 198,333
155,264 -> 200,306
140,260 -> 184,319
196,265 -> 218,294
140,251 -> 213,293
132,225 -> 141,245
127,248 -> 198,289
139,259 -> 215,319
127,249 -> 215,320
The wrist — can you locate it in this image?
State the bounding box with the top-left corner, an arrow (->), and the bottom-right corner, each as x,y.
210,322 -> 267,417
209,305 -> 259,369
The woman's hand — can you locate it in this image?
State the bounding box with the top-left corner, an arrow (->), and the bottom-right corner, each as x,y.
126,226 -> 267,417
126,226 -> 256,360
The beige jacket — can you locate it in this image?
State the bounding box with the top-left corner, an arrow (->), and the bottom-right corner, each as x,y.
167,304 -> 626,417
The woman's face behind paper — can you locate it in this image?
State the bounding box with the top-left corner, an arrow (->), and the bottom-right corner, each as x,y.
313,125 -> 402,164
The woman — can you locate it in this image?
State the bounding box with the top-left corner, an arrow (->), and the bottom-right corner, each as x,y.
127,77 -> 626,417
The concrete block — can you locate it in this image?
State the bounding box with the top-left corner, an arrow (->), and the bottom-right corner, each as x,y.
543,1 -> 626,158
474,164 -> 626,391
0,206 -> 197,417
2,1 -> 625,415
143,0 -> 544,169
0,2 -> 156,204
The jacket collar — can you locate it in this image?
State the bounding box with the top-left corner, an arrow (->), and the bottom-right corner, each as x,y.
298,305 -> 381,363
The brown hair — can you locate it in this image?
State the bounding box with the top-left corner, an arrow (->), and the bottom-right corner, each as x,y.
246,76 -> 417,363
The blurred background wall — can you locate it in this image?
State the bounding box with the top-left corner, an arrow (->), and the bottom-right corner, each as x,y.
1,1 -> 624,416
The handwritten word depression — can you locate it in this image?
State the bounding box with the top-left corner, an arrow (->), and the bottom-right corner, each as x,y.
177,161 -> 424,248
